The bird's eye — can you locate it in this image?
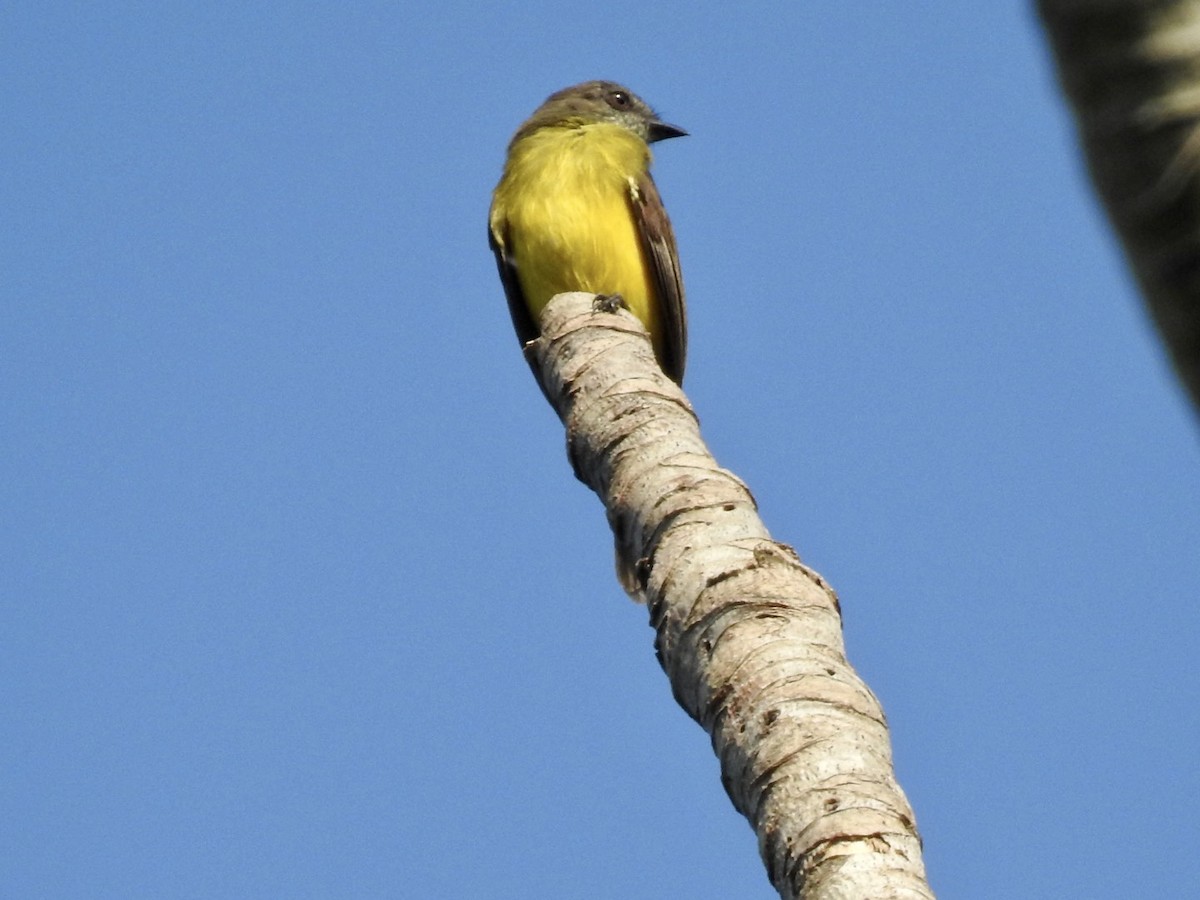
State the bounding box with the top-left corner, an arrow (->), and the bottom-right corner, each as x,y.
608,90 -> 630,109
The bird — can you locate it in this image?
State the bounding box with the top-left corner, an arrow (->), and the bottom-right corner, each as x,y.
488,80 -> 688,384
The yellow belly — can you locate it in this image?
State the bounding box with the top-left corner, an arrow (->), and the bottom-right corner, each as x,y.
493,124 -> 659,339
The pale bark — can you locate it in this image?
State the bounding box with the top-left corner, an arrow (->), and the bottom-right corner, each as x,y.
1040,0 -> 1200,418
527,292 -> 934,900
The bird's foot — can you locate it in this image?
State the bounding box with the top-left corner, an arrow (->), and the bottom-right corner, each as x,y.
592,293 -> 628,314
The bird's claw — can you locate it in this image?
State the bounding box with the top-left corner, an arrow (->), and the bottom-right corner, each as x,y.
593,293 -> 628,314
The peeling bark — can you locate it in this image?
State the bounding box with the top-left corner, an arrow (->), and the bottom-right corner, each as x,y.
525,292 -> 934,900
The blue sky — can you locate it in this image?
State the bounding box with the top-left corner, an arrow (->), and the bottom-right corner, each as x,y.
5,4 -> 1199,898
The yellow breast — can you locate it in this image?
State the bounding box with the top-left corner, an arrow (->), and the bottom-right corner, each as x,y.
490,123 -> 659,338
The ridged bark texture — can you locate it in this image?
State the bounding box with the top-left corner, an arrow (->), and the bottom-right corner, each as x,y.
529,293 -> 934,900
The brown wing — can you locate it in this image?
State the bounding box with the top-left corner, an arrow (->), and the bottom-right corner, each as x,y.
487,217 -> 539,350
629,171 -> 687,384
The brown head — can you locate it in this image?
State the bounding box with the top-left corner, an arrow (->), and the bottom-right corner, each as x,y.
510,80 -> 687,147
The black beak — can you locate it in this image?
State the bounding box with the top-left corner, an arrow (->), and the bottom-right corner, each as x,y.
647,120 -> 688,143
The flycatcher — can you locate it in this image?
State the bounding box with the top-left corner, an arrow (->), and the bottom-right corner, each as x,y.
488,81 -> 688,383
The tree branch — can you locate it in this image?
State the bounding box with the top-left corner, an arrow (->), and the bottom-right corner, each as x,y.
528,292 -> 933,900
1039,0 -> 1200,419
